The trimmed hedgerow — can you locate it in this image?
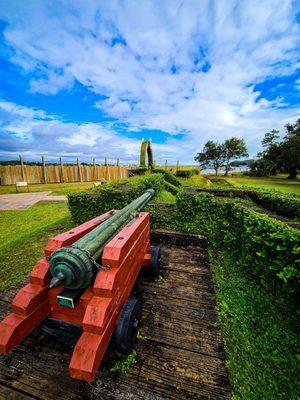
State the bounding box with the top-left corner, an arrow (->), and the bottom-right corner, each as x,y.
252,191 -> 300,218
127,167 -> 148,175
152,169 -> 182,187
176,169 -> 198,178
146,191 -> 300,399
193,188 -> 300,218
148,192 -> 299,297
68,174 -> 165,225
211,251 -> 299,400
164,181 -> 180,195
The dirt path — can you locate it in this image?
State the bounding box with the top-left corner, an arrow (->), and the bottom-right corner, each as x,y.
0,192 -> 67,210
0,232 -> 231,400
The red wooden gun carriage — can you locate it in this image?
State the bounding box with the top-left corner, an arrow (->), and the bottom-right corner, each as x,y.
0,190 -> 160,381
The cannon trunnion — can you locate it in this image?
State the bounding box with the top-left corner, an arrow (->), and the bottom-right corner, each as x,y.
0,191 -> 160,382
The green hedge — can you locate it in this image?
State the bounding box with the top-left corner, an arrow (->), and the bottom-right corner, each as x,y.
193,188 -> 300,218
127,167 -> 148,175
68,174 -> 165,225
148,192 -> 300,297
69,181 -> 299,296
252,191 -> 300,218
164,181 -> 180,195
176,169 -> 198,178
152,169 -> 182,186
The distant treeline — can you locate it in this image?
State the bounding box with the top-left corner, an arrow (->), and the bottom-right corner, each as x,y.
0,160 -> 115,166
229,159 -> 254,166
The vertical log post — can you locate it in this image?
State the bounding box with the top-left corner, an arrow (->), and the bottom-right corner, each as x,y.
93,158 -> 96,181
165,160 -> 168,171
60,157 -> 64,183
77,158 -> 83,182
176,160 -> 179,173
41,156 -> 46,184
105,157 -> 109,180
117,158 -> 120,179
19,155 -> 25,181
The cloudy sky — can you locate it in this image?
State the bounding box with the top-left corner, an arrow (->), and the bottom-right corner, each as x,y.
0,0 -> 299,165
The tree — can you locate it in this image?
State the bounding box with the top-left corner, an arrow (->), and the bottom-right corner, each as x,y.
255,120 -> 300,179
223,137 -> 248,176
278,119 -> 300,179
194,140 -> 225,175
261,129 -> 280,148
254,129 -> 281,176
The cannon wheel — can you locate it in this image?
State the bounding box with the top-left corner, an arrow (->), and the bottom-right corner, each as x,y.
149,246 -> 161,278
115,297 -> 141,354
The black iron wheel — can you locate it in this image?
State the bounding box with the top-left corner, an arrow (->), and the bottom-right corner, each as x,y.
149,246 -> 161,277
115,297 -> 141,354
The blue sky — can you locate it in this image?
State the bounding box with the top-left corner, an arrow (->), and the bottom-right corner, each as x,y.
0,0 -> 299,164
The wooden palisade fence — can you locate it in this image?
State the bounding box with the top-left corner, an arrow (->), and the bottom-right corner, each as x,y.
0,156 -> 128,185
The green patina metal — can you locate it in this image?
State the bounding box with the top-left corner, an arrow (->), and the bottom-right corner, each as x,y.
49,189 -> 154,289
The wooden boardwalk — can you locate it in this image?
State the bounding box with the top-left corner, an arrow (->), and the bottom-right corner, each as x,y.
0,233 -> 231,400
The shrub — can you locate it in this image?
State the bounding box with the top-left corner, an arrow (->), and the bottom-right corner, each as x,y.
191,188 -> 300,218
164,181 -> 180,195
252,191 -> 300,218
152,169 -> 182,186
176,169 -> 198,178
68,174 -> 165,225
127,167 -> 148,176
149,192 -> 300,297
148,193 -> 299,399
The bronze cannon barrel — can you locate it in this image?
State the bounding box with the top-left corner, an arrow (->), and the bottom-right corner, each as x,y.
49,189 -> 154,289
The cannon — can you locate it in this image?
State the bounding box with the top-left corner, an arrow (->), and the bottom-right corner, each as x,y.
0,190 -> 160,381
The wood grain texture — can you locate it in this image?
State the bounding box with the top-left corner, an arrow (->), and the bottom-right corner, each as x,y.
0,242 -> 231,400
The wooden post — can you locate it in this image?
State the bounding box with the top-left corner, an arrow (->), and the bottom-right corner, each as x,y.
105,157 -> 109,180
59,157 -> 64,183
41,156 -> 46,184
176,160 -> 179,173
93,158 -> 96,181
116,158 -> 120,179
77,158 -> 83,182
19,155 -> 25,181
165,160 -> 167,171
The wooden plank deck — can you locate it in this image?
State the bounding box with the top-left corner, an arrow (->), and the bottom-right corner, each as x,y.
0,236 -> 231,400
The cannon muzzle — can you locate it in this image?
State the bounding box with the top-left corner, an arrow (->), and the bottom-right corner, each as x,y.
49,189 -> 154,289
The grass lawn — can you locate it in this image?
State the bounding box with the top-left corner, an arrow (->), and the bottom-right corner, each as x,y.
0,201 -> 72,290
177,174 -> 210,187
153,189 -> 176,203
212,252 -> 299,400
0,181 -> 95,195
0,201 -> 70,250
224,174 -> 300,194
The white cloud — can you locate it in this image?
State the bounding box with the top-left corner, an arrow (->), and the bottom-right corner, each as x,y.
0,0 -> 299,162
0,100 -> 177,163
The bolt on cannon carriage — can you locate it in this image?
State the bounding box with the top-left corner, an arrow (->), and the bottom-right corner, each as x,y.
0,189 -> 160,381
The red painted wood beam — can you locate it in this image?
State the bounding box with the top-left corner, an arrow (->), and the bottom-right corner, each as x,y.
45,210 -> 115,257
69,212 -> 150,381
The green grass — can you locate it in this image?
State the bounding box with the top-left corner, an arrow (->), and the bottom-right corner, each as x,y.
0,201 -> 72,290
224,175 -> 300,194
212,252 -> 299,400
177,174 -> 210,187
0,216 -> 73,291
0,201 -> 70,250
0,181 -> 95,195
153,190 -> 176,203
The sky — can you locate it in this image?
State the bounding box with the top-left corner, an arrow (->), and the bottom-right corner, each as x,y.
0,0 -> 299,165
